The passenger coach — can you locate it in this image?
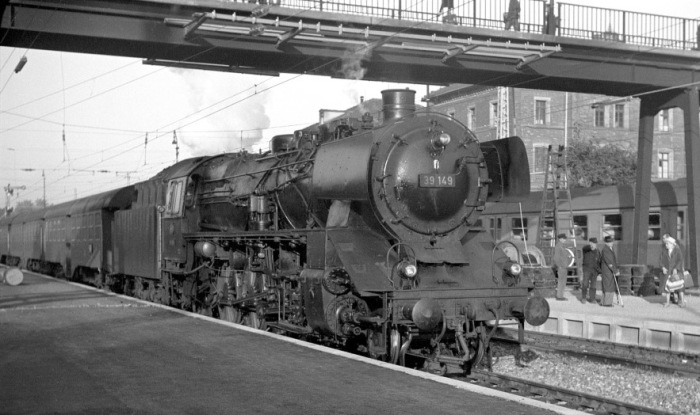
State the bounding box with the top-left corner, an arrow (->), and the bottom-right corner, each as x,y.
480,179 -> 689,273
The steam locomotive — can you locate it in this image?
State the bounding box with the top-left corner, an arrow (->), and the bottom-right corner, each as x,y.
0,89 -> 549,373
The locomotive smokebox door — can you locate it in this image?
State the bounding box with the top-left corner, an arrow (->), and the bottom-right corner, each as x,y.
369,113 -> 489,242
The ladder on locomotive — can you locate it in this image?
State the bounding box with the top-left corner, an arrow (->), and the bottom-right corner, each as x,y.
536,145 -> 576,267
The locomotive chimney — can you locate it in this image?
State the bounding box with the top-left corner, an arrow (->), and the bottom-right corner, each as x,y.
381,89 -> 416,123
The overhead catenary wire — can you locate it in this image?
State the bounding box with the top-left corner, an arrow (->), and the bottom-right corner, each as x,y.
3,0 -> 440,203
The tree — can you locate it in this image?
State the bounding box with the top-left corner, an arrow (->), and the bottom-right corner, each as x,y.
14,199 -> 35,213
12,199 -> 48,213
567,137 -> 637,188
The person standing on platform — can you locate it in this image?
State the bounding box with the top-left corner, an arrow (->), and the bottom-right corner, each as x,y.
552,233 -> 569,301
504,0 -> 521,31
600,235 -> 619,307
659,235 -> 687,308
580,237 -> 601,304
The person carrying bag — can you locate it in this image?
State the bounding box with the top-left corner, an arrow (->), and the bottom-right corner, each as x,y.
660,235 -> 687,308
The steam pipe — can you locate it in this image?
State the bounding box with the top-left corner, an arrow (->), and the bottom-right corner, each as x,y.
398,333 -> 413,367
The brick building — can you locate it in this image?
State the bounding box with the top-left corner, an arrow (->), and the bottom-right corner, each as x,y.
422,85 -> 688,189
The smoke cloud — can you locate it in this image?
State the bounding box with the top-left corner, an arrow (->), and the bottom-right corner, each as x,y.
169,68 -> 272,157
338,43 -> 374,80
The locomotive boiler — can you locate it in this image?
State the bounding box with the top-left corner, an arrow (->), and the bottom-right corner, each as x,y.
165,89 -> 549,372
0,89 -> 549,374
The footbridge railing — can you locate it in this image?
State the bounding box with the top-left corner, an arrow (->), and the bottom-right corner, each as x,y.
275,0 -> 700,51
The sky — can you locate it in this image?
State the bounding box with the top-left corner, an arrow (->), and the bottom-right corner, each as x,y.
1,0 -> 699,209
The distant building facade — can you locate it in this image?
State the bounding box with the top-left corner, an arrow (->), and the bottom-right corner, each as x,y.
422,85 -> 688,189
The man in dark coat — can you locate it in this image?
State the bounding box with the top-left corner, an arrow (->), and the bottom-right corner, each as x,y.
504,0 -> 521,31
552,233 -> 570,301
600,235 -> 619,307
580,237 -> 601,304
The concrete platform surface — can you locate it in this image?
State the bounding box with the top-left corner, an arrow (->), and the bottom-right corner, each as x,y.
0,271 -> 581,415
526,286 -> 700,353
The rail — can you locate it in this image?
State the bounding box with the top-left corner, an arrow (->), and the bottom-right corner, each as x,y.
273,0 -> 700,51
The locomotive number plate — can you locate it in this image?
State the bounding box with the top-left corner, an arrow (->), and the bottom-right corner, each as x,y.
418,174 -> 455,188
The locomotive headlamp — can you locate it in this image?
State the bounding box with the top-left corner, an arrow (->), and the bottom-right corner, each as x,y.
194,241 -> 217,258
507,262 -> 523,276
431,132 -> 451,149
398,260 -> 418,278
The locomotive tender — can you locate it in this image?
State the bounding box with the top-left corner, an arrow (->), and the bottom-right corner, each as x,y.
0,89 -> 549,373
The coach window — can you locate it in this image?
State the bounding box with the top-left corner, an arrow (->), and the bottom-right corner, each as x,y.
488,217 -> 502,240
164,177 -> 186,218
573,215 -> 588,240
512,217 -> 528,240
602,214 -> 622,241
648,213 -> 661,240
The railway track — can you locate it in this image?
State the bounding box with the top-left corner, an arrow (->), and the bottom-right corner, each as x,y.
494,328 -> 700,378
463,369 -> 678,415
468,329 -> 700,414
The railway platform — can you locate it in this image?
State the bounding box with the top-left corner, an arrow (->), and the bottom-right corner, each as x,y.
0,269 -> 580,415
524,285 -> 700,354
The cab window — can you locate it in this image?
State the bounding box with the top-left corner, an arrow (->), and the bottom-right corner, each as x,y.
164,178 -> 186,218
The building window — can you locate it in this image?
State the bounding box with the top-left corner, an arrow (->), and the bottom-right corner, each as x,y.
614,104 -> 625,128
511,217 -> 528,241
534,99 -> 549,125
603,214 -> 622,240
657,109 -> 672,131
677,211 -> 685,241
594,106 -> 605,127
573,215 -> 588,240
658,151 -> 671,179
648,213 -> 661,240
489,101 -> 498,127
533,145 -> 548,173
467,106 -> 475,130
